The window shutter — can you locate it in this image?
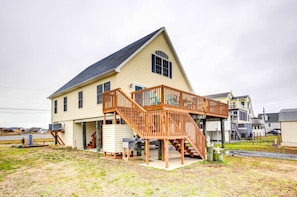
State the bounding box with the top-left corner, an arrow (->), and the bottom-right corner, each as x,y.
152,54 -> 155,73
169,62 -> 172,78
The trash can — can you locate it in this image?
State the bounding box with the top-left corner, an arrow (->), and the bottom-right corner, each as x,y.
122,138 -> 135,160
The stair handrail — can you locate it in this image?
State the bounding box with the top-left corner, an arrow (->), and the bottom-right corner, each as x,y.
166,110 -> 205,158
103,89 -> 206,158
107,89 -> 148,138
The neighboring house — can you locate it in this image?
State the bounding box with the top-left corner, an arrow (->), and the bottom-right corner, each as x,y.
48,27 -> 228,168
257,113 -> 280,133
252,118 -> 266,137
279,109 -> 297,147
205,92 -> 254,141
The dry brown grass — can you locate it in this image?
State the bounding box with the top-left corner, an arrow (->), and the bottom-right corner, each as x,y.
0,145 -> 296,197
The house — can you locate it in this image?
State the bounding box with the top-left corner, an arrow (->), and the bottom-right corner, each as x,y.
205,92 -> 254,141
48,27 -> 228,168
257,113 -> 280,133
252,118 -> 266,137
279,108 -> 297,147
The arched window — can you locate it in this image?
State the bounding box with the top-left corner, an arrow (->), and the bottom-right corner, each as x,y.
151,50 -> 172,78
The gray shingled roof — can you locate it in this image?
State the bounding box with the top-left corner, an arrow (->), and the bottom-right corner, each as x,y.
205,92 -> 231,99
233,95 -> 249,99
279,108 -> 297,121
49,27 -> 163,98
257,113 -> 279,122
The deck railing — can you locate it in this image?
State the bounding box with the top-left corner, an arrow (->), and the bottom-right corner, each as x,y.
131,85 -> 228,118
103,88 -> 147,138
103,89 -> 204,138
103,88 -> 206,158
166,110 -> 205,156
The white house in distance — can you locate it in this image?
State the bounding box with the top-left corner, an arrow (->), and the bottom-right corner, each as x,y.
279,108 -> 297,147
252,118 -> 266,137
205,92 -> 254,142
48,27 -> 228,168
257,113 -> 280,133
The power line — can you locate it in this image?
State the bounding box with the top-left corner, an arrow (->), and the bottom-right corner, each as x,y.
0,107 -> 50,112
0,111 -> 50,114
0,85 -> 52,93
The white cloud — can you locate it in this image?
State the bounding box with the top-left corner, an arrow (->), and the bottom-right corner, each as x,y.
0,0 -> 297,126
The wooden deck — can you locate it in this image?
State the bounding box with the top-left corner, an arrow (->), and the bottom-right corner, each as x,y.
103,85 -> 228,118
102,85 -> 229,166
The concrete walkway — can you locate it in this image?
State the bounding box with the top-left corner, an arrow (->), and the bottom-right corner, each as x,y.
139,147 -> 202,171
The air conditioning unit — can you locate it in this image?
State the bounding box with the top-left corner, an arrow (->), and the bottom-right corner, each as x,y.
49,123 -> 63,131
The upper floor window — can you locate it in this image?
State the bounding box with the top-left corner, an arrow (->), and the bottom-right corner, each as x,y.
152,51 -> 172,78
78,91 -> 83,108
54,100 -> 57,114
97,81 -> 111,104
241,101 -> 245,107
239,111 -> 247,121
63,97 -> 67,112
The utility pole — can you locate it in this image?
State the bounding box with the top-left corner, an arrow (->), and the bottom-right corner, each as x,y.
263,107 -> 266,136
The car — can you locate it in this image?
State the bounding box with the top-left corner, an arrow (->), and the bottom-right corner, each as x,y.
267,129 -> 281,135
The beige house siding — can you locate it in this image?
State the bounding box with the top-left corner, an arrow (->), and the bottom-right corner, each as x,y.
51,33 -> 191,124
58,121 -> 96,149
73,122 -> 83,149
58,120 -> 74,147
52,33 -> 191,125
281,121 -> 297,147
49,28 -> 195,149
116,32 -> 191,94
52,75 -> 116,123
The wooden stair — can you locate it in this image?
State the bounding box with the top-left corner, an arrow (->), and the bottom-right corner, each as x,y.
231,122 -> 241,140
169,139 -> 202,158
103,88 -> 206,159
87,132 -> 96,149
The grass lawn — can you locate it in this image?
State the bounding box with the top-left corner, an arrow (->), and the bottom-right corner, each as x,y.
0,145 -> 297,197
221,135 -> 297,154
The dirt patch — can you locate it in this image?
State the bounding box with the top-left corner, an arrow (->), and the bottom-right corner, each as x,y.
0,146 -> 296,196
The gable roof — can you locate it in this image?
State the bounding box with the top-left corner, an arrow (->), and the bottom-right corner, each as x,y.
233,95 -> 250,99
49,27 -> 172,98
257,113 -> 279,122
279,108 -> 297,121
205,92 -> 232,99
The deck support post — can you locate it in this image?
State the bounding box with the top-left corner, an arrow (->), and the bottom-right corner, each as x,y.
96,121 -> 102,152
164,139 -> 169,168
113,112 -> 117,124
181,139 -> 184,165
161,140 -> 165,161
145,139 -> 149,165
158,140 -> 162,160
220,118 -> 225,148
202,119 -> 206,136
82,122 -> 86,150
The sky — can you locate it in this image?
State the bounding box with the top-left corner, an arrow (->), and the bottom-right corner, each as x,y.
1,0 -> 297,128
